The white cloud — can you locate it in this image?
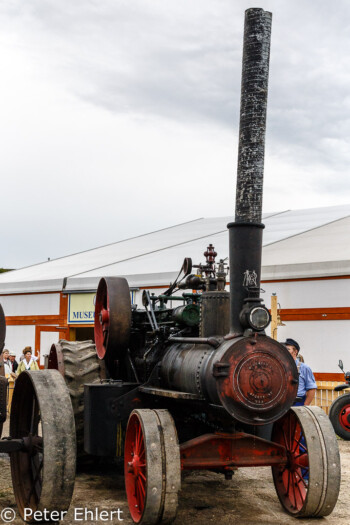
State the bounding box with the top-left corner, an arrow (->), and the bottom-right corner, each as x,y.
0,0 -> 350,267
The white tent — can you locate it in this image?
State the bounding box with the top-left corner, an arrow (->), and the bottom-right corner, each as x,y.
1,204 -> 349,374
0,204 -> 349,293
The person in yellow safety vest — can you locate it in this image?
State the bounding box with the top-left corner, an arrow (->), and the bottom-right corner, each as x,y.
17,347 -> 39,375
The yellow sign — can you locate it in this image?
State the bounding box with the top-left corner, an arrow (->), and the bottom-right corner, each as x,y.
68,294 -> 96,324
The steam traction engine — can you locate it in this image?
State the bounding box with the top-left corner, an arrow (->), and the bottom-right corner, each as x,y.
0,8 -> 341,524
83,8 -> 340,522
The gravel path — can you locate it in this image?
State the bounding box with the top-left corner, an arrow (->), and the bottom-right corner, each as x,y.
0,419 -> 349,525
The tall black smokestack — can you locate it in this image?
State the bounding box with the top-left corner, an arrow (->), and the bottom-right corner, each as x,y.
228,8 -> 272,334
235,8 -> 272,223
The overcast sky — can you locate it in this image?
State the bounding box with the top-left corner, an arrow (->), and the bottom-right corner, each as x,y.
1,0 -> 350,269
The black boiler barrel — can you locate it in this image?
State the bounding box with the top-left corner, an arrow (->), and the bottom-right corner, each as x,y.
160,336 -> 298,425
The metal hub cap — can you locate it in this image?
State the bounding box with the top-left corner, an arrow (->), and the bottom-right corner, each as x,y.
216,337 -> 298,424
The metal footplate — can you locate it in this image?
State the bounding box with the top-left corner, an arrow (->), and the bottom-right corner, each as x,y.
0,375 -> 8,423
139,386 -> 204,400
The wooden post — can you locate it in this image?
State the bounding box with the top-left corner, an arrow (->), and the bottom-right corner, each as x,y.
7,376 -> 15,415
271,294 -> 278,340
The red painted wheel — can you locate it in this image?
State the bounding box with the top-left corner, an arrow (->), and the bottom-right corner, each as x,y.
339,403 -> 350,429
125,412 -> 148,521
329,393 -> 350,440
272,406 -> 340,517
94,277 -> 131,360
124,409 -> 180,525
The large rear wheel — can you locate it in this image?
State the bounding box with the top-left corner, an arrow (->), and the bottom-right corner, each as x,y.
329,393 -> 350,440
48,339 -> 103,459
272,406 -> 340,517
10,370 -> 76,522
124,409 -> 181,525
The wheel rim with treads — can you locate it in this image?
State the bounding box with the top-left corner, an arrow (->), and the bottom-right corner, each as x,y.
48,339 -> 103,459
10,369 -> 76,522
329,393 -> 350,440
124,409 -> 181,525
272,406 -> 340,517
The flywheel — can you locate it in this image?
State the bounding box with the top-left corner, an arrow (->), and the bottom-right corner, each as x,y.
94,277 -> 131,362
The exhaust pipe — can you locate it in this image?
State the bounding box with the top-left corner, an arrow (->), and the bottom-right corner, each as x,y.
228,8 -> 272,334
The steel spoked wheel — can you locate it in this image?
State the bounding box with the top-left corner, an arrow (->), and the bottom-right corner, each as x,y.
10,370 -> 76,521
272,409 -> 308,513
329,393 -> 350,440
125,412 -> 147,521
272,406 -> 340,517
124,409 -> 181,525
94,277 -> 131,361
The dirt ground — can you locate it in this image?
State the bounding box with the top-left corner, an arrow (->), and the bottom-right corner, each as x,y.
0,418 -> 349,525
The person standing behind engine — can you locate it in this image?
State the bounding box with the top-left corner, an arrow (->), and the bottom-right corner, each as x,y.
9,352 -> 18,374
17,348 -> 39,375
19,346 -> 38,362
1,349 -> 12,377
284,338 -> 317,406
1,349 -> 10,366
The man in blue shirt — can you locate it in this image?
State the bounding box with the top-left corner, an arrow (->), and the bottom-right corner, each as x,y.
284,338 -> 317,406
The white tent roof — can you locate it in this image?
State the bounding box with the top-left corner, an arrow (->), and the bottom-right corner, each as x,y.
1,204 -> 350,294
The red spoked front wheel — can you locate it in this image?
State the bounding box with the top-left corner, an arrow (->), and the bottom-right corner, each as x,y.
272,406 -> 340,517
124,409 -> 181,525
272,409 -> 308,513
125,413 -> 147,520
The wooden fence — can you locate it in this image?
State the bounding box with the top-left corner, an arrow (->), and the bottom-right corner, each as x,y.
311,381 -> 349,414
